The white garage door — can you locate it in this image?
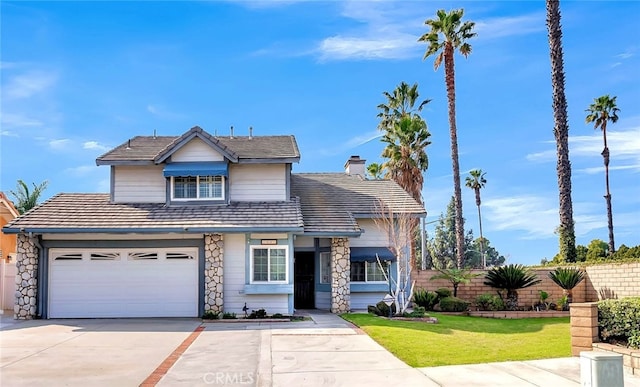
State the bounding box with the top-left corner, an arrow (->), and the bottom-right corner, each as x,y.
49,248 -> 198,318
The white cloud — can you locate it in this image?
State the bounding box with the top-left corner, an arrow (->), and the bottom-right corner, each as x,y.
83,141 -> 110,152
4,71 -> 57,100
474,13 -> 545,41
319,130 -> 382,155
484,195 -> 558,239
48,139 -> 71,150
65,165 -> 96,177
525,127 -> 640,172
146,104 -> 184,120
318,34 -> 419,61
1,112 -> 43,128
1,130 -> 19,137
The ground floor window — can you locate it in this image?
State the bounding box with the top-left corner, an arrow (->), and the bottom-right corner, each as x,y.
350,261 -> 387,283
319,252 -> 331,284
251,246 -> 287,283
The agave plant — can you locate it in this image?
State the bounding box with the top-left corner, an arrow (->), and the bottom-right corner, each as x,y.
484,264 -> 541,310
548,267 -> 585,303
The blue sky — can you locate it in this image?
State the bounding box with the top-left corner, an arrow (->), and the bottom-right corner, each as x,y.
1,1 -> 638,265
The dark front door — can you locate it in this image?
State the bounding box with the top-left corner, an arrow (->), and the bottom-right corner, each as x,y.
294,252 -> 315,309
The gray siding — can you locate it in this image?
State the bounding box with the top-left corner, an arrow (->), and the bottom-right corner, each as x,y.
229,164 -> 287,202
113,165 -> 166,203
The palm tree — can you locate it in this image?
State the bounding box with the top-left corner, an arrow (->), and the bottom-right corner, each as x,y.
484,264 -> 542,310
585,95 -> 620,255
548,267 -> 585,304
377,81 -> 430,132
380,115 -> 431,205
9,179 -> 49,214
465,169 -> 487,267
419,9 -> 475,269
546,0 -> 577,263
366,163 -> 385,180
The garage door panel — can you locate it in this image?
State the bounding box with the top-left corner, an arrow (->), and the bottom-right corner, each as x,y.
49,248 -> 198,318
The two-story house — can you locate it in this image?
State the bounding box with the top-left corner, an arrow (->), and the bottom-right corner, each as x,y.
3,126 -> 425,319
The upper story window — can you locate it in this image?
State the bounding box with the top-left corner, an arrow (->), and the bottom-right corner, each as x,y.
172,175 -> 224,200
164,162 -> 228,202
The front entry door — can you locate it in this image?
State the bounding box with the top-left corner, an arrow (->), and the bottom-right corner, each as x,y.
294,252 -> 315,309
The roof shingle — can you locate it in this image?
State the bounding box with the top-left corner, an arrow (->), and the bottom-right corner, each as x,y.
290,173 -> 425,234
97,126 -> 300,164
3,194 -> 304,233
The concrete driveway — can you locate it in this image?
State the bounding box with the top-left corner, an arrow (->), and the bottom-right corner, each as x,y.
0,315 -> 201,386
2,310 -> 640,386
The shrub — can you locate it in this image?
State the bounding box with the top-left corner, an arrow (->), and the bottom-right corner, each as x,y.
439,296 -> 470,312
484,264 -> 541,310
202,310 -> 220,319
475,293 -> 505,311
374,300 -> 397,317
247,309 -> 268,319
435,287 -> 452,299
404,306 -> 427,318
413,288 -> 439,311
548,267 -> 585,303
222,312 -> 237,319
271,313 -> 284,318
598,297 -> 640,348
430,268 -> 480,297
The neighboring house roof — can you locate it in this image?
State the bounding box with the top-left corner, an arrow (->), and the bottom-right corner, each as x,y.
96,126 -> 301,165
0,192 -> 20,221
2,194 -> 304,234
290,173 -> 426,235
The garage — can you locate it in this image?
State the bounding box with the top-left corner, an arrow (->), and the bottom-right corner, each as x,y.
48,248 -> 199,318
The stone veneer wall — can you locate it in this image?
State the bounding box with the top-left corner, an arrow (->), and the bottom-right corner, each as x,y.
331,238 -> 350,313
415,269 -> 587,308
15,234 -> 38,319
204,233 -> 224,313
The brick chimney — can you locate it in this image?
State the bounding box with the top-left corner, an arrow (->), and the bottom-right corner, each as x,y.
344,155 -> 366,176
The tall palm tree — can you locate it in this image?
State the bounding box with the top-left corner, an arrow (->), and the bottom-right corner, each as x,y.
546,0 -> 576,263
377,81 -> 430,132
380,114 -> 431,205
465,169 -> 487,267
9,179 -> 49,214
419,9 -> 475,269
586,95 -> 620,255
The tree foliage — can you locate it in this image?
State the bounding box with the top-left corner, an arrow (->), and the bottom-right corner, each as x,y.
546,0 -> 577,263
585,94 -> 620,255
426,197 -> 505,269
9,179 -> 49,214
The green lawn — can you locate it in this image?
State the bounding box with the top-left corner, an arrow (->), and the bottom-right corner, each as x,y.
342,313 -> 570,367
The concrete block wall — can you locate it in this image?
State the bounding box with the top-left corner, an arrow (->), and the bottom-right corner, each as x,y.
414,269 -> 587,309
583,262 -> 640,301
569,303 -> 599,356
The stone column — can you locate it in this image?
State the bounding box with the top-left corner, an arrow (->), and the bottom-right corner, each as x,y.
15,234 -> 39,319
330,237 -> 350,313
204,234 -> 224,313
570,302 -> 599,356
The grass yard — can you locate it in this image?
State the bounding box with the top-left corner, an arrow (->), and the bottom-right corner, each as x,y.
342,313 -> 570,367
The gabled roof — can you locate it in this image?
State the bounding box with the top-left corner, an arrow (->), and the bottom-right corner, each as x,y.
0,192 -> 19,222
2,194 -> 304,234
290,173 -> 426,235
96,126 -> 300,166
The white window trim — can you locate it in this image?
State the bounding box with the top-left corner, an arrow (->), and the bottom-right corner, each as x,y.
250,245 -> 289,284
171,175 -> 225,201
319,252 -> 331,284
351,261 -> 388,284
